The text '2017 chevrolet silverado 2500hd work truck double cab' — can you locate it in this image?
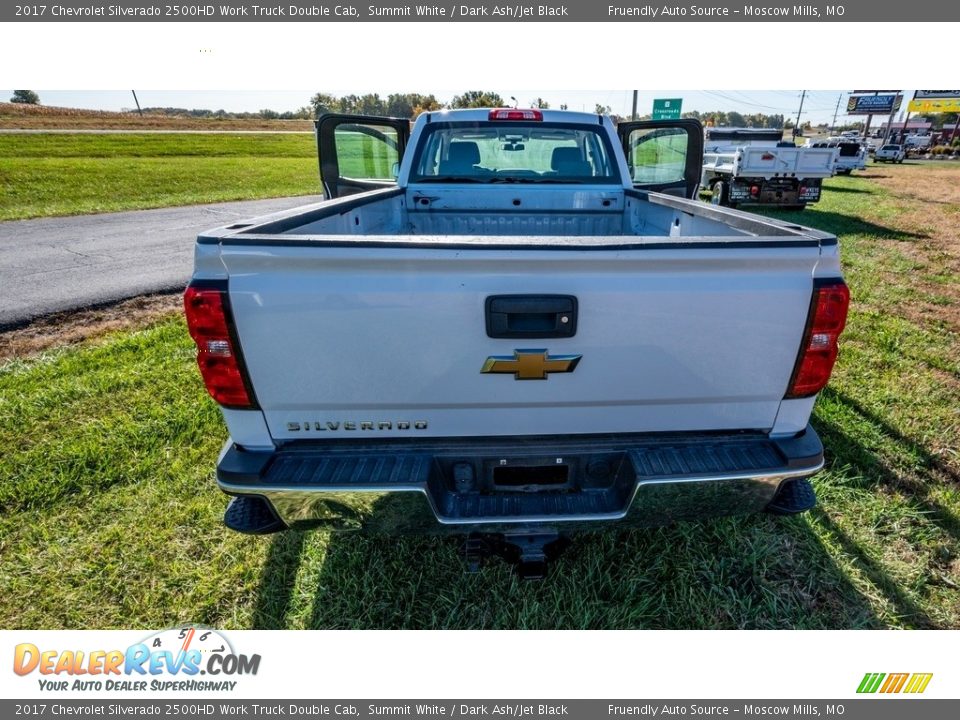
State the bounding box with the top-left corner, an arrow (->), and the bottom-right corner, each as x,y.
185,109 -> 849,577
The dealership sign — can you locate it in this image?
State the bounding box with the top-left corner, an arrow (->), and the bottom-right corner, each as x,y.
908,98 -> 960,113
914,90 -> 960,99
908,90 -> 960,114
847,94 -> 902,114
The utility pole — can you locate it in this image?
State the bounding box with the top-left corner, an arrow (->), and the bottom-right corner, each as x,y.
131,90 -> 143,117
794,90 -> 806,137
881,92 -> 901,145
899,111 -> 912,145
631,90 -> 638,121
831,94 -> 842,134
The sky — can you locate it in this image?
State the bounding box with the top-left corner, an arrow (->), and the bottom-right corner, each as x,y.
3,89 -> 920,126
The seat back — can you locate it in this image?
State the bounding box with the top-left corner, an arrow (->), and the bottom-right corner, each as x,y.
439,141 -> 481,175
551,147 -> 592,176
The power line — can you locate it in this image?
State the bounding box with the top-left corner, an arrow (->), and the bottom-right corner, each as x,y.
701,90 -> 795,112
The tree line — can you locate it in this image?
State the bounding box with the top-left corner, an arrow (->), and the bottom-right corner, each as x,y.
11,90 -> 957,130
307,90 -> 557,118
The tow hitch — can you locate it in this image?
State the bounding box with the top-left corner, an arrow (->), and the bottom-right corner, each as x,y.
461,532 -> 570,580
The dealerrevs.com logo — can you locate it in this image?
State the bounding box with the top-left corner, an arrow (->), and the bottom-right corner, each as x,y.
13,627 -> 260,693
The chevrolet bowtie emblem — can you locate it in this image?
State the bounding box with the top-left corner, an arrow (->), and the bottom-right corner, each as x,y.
481,349 -> 582,380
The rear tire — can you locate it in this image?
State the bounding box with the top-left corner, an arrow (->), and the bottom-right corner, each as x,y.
711,180 -> 728,207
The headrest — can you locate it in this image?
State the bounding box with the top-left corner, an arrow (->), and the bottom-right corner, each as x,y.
551,147 -> 583,170
448,142 -> 480,165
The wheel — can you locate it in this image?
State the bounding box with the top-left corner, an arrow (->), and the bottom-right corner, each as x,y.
711,180 -> 728,207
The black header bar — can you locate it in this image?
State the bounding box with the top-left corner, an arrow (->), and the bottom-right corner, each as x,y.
4,1 -> 956,22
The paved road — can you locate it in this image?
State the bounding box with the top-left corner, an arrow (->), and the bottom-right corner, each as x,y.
0,196 -> 322,328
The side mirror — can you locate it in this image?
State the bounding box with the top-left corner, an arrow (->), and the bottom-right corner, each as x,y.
391,161 -> 400,179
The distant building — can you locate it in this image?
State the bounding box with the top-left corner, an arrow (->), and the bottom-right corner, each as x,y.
878,121 -> 933,134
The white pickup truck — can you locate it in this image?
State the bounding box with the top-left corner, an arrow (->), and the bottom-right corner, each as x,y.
805,136 -> 868,175
185,109 -> 849,577
702,128 -> 838,209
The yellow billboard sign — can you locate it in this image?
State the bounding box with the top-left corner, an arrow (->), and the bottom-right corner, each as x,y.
908,98 -> 960,113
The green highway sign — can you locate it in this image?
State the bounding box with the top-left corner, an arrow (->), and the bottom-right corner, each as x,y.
652,98 -> 683,120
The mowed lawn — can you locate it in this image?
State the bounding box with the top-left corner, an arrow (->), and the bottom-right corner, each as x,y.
1,164 -> 958,629
0,134 -> 320,220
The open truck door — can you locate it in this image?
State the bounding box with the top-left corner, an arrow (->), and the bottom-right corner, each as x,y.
316,114 -> 411,199
617,119 -> 704,199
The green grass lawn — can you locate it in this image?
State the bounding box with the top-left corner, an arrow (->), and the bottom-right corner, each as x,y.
1,167 -> 958,629
0,134 -> 320,221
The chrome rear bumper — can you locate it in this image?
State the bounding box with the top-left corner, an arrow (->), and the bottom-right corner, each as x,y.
217,427 -> 824,534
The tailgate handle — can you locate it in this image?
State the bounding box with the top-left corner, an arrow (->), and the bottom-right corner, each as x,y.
485,295 -> 577,338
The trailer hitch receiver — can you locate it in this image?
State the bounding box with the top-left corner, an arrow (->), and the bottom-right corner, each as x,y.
461,532 -> 570,580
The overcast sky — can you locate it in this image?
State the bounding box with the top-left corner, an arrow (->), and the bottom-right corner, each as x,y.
4,89 -> 920,126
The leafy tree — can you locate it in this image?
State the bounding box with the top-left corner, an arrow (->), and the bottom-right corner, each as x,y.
559,104 -> 569,110
10,90 -> 39,104
310,91 -> 441,119
359,93 -> 385,116
450,90 -> 505,109
594,104 -> 612,115
727,111 -> 746,127
383,93 -> 441,118
530,97 -> 550,109
309,93 -> 338,116
386,93 -> 414,118
338,94 -> 362,114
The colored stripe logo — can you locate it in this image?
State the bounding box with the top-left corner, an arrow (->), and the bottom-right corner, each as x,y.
857,672 -> 933,694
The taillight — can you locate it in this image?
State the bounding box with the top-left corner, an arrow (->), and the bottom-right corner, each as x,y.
785,280 -> 850,398
488,109 -> 543,121
183,283 -> 256,409
750,185 -> 760,196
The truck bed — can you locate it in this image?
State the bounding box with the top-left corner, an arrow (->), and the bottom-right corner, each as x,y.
201,187 -> 831,245
194,189 -> 837,447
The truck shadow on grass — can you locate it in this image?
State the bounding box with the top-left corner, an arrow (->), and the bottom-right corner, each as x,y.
807,386 -> 959,630
822,186 -> 872,195
756,209 -> 929,242
245,385 -> 955,630
248,469 -> 952,627
247,515 -> 882,629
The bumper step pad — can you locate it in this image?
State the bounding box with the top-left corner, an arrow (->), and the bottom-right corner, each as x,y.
224,495 -> 287,534
766,477 -> 817,515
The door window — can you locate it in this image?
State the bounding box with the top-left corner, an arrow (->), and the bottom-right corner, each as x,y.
625,128 -> 690,184
334,123 -> 401,182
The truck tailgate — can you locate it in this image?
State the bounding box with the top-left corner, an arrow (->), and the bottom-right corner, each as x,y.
739,146 -> 837,178
220,243 -> 822,441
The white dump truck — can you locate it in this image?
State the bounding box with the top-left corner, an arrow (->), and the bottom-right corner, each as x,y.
185,109 -> 848,576
702,128 -> 838,209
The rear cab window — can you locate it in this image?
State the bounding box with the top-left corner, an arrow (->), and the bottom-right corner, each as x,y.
409,121 -> 621,184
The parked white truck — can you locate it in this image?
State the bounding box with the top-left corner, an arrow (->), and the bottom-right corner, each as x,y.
702,128 -> 838,209
805,136 -> 868,175
185,109 -> 849,577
